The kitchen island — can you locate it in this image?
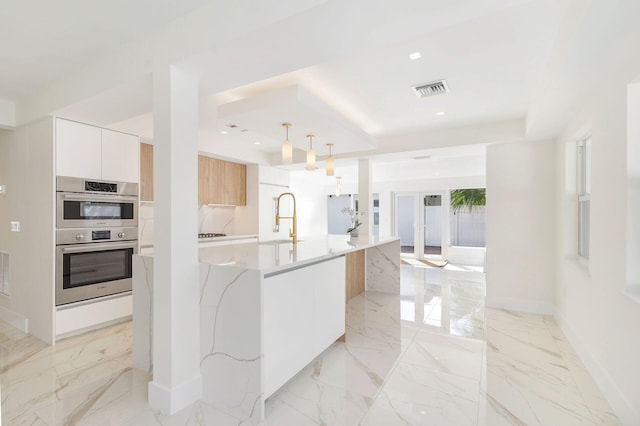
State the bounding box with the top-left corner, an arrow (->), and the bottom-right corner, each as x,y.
132,235 -> 400,423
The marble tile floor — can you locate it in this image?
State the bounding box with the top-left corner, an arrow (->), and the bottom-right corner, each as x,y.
0,264 -> 620,425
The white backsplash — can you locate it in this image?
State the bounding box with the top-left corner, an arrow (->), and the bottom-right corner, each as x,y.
139,202 -> 154,246
198,204 -> 236,234
138,203 -> 237,246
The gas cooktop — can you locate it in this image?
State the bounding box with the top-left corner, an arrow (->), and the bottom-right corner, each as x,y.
198,233 -> 227,238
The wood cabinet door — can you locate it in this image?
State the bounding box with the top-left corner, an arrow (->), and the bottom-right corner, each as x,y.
140,143 -> 153,201
224,161 -> 246,206
56,118 -> 102,179
198,155 -> 212,204
198,155 -> 246,205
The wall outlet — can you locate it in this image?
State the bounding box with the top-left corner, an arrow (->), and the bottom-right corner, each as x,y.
0,185 -> 5,197
10,221 -> 20,232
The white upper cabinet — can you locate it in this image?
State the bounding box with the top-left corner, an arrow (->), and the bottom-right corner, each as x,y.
56,118 -> 140,183
101,128 -> 139,183
56,119 -> 102,180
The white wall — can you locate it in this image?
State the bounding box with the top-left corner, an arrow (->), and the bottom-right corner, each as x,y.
0,117 -> 55,344
553,71 -> 640,424
485,139 -> 556,315
627,82 -> 640,288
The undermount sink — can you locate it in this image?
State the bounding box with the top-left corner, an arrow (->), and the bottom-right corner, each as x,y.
258,239 -> 302,245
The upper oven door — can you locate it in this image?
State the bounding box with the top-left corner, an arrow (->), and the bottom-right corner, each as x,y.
57,192 -> 138,228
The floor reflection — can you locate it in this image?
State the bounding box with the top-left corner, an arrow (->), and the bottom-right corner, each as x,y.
0,263 -> 621,425
400,263 -> 485,339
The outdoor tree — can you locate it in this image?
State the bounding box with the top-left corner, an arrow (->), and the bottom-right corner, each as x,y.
450,188 -> 486,213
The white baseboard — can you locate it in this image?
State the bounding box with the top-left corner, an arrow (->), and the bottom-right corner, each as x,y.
0,304 -> 28,333
148,374 -> 202,415
485,296 -> 553,315
555,313 -> 640,425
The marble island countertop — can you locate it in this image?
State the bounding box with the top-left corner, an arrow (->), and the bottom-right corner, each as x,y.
197,235 -> 399,274
138,234 -> 399,274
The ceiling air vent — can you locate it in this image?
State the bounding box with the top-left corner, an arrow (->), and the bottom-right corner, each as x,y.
411,80 -> 449,98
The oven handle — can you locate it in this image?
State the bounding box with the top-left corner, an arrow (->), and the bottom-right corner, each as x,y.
60,242 -> 137,253
61,193 -> 138,202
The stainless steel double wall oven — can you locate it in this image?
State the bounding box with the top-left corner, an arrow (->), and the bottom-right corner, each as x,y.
55,176 -> 138,306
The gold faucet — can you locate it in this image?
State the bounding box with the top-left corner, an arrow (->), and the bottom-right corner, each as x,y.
275,192 -> 298,244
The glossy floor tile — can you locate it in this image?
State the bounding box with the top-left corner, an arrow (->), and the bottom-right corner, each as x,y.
1,263 -> 620,425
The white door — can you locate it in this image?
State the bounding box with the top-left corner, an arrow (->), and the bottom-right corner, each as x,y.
421,192 -> 447,260
394,191 -> 448,259
395,193 -> 418,258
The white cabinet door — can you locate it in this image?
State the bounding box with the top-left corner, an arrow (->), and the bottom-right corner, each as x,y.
263,266 -> 315,397
263,256 -> 346,398
313,257 -> 346,354
101,129 -> 140,183
56,119 -> 102,179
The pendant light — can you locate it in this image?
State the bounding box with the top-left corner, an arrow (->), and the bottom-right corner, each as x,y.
281,122 -> 292,164
306,134 -> 316,171
325,143 -> 335,176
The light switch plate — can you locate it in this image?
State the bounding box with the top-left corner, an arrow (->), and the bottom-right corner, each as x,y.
10,221 -> 20,232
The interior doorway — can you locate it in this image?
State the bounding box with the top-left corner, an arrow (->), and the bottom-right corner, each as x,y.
395,192 -> 447,260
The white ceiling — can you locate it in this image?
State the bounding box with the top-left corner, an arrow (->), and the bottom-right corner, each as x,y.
0,0 -> 211,100
2,0 -> 636,179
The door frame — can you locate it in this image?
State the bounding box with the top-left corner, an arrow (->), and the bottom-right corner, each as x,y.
393,190 -> 450,260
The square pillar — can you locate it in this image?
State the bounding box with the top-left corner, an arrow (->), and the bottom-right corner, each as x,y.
358,159 -> 373,238
149,64 -> 202,414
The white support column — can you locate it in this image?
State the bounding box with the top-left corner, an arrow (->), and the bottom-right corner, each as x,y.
149,64 -> 202,414
358,159 -> 373,239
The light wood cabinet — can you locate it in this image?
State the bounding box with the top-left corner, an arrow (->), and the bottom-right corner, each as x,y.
198,155 -> 246,206
345,249 -> 365,301
140,143 -> 153,201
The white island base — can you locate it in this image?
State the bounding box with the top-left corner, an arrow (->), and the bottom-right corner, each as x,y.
133,236 -> 400,423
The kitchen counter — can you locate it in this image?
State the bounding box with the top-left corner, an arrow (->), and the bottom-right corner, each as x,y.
197,234 -> 399,274
133,234 -> 400,423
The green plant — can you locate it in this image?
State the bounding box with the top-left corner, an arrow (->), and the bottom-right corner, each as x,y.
450,188 -> 486,213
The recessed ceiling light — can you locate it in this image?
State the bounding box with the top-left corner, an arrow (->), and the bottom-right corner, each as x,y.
254,141 -> 261,145
436,111 -> 445,116
409,52 -> 421,60
220,130 -> 228,134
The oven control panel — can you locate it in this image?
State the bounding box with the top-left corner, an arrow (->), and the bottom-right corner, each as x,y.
56,227 -> 138,245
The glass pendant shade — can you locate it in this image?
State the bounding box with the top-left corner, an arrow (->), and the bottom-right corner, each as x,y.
306,134 -> 316,171
281,123 -> 292,164
306,148 -> 316,170
282,139 -> 292,164
326,144 -> 335,176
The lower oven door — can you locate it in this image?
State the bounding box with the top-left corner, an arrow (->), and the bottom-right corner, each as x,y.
56,240 -> 137,306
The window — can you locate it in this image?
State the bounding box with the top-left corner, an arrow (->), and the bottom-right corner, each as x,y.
449,188 -> 486,248
577,137 -> 591,260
